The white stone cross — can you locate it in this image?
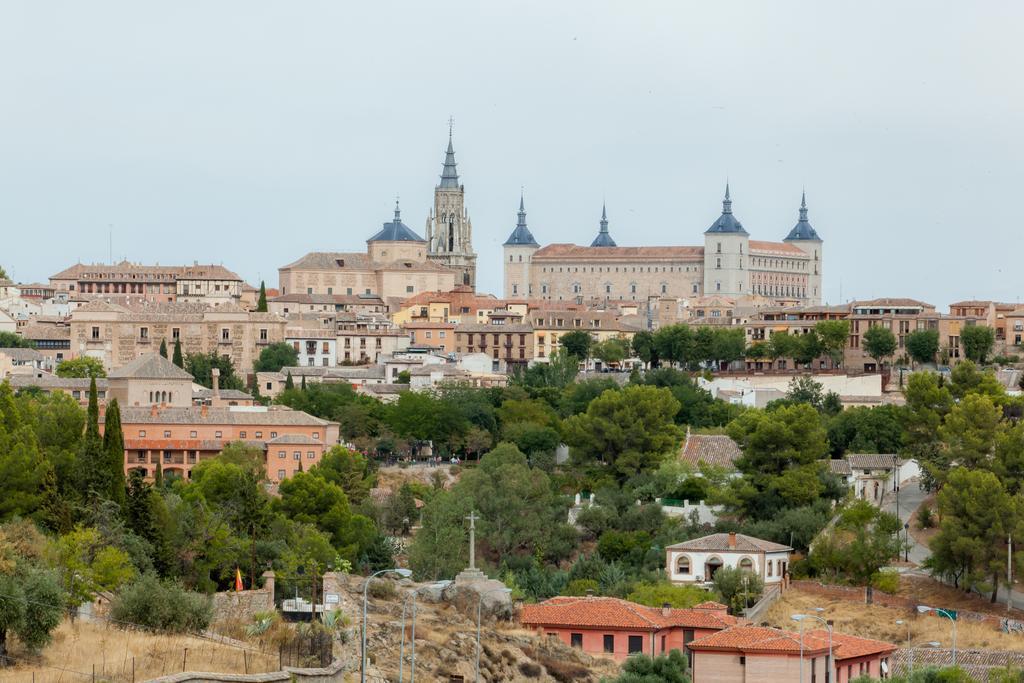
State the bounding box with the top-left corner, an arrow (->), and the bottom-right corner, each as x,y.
466,510 -> 479,570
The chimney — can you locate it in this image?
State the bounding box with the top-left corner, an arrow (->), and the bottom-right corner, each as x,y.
150,404 -> 158,417
661,602 -> 672,617
211,368 -> 220,399
728,531 -> 737,549
200,403 -> 208,418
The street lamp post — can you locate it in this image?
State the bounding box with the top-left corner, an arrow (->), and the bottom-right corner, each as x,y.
793,611 -> 832,683
396,581 -> 451,683
410,580 -> 451,683
361,568 -> 412,683
476,588 -> 513,683
917,605 -> 956,667
904,523 -> 910,562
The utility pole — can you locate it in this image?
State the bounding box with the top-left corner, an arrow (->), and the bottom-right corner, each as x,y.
1009,535 -> 1013,615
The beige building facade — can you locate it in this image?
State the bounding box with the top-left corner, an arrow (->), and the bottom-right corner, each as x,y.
69,300 -> 286,375
503,189 -> 824,307
51,261 -> 243,304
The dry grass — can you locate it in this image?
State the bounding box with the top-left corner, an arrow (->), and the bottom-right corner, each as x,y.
0,620 -> 279,683
764,588 -> 1024,652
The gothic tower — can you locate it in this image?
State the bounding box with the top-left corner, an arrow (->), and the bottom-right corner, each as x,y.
425,124 -> 477,289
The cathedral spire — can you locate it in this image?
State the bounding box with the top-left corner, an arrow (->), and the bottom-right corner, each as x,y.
722,182 -> 732,214
439,120 -> 460,189
799,189 -> 808,222
394,196 -> 401,223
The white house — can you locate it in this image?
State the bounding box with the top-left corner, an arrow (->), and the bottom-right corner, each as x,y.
285,327 -> 337,368
0,309 -> 16,334
826,454 -> 921,505
665,532 -> 792,587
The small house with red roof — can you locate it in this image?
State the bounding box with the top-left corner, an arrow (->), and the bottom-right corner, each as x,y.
665,531 -> 792,586
688,625 -> 896,683
519,596 -> 740,662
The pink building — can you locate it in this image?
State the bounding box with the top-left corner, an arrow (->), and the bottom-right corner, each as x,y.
688,625 -> 896,683
519,596 -> 740,663
104,404 -> 340,483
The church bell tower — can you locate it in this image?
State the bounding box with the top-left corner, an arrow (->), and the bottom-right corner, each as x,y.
425,120 -> 477,289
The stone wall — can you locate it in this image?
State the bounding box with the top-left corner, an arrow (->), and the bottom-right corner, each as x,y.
143,655 -> 357,683
212,590 -> 273,623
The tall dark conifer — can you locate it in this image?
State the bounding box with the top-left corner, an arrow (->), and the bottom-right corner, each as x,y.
172,339 -> 184,368
256,281 -> 268,312
285,372 -> 294,390
159,339 -> 168,358
78,376 -> 109,497
102,399 -> 127,508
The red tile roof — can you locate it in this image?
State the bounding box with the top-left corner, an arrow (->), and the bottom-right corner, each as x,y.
688,625 -> 896,659
689,626 -> 831,654
679,434 -> 742,471
519,596 -> 740,631
807,630 -> 897,661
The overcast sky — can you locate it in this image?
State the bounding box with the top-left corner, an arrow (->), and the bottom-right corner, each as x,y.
2,1 -> 1021,306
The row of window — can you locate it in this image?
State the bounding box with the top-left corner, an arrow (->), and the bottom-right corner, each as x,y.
90,326 -> 270,342
137,429 -> 320,440
275,451 -> 317,460
542,265 -> 701,274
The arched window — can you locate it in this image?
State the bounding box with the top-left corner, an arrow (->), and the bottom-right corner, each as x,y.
676,556 -> 691,574
767,561 -> 773,577
739,557 -> 754,571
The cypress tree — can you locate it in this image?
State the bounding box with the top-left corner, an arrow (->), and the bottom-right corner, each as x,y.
154,460 -> 164,489
102,399 -> 127,508
159,339 -> 168,358
78,376 -> 109,497
285,372 -> 294,390
300,374 -> 307,390
172,339 -> 184,368
256,281 -> 268,312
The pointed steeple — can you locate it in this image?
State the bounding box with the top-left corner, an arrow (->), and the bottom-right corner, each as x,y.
394,196 -> 402,223
368,195 -> 425,243
705,182 -> 747,234
785,190 -> 821,241
503,191 -> 538,246
590,202 -> 617,247
439,122 -> 460,189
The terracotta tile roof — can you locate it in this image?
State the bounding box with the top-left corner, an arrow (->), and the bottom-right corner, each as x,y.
824,459 -> 853,476
689,626 -> 831,654
692,601 -> 729,611
846,454 -> 897,470
666,532 -> 792,553
107,353 -> 194,380
809,630 -> 897,661
748,240 -> 807,256
519,596 -> 740,631
532,244 -> 704,261
111,406 -> 333,427
851,298 -> 933,309
50,261 -> 240,282
679,434 -> 742,471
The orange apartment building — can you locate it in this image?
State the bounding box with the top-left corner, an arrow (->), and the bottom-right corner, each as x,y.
105,404 -> 339,484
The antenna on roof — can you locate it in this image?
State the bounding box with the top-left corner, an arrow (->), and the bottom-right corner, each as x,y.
108,225 -> 113,264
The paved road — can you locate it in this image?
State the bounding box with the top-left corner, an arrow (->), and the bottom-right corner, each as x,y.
881,478 -> 930,566
882,478 -> 1024,612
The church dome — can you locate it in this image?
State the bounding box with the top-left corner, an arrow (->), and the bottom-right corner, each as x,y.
705,184 -> 749,235
784,192 -> 822,241
368,200 -> 425,242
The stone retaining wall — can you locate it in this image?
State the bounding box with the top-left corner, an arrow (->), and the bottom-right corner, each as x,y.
144,656 -> 356,683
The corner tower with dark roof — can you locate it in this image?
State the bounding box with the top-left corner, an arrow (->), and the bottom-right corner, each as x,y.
703,184 -> 751,298
784,191 -> 824,304
367,199 -> 427,263
424,122 -> 478,289
502,193 -> 540,298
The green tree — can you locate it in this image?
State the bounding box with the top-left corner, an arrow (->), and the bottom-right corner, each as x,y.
815,320 -> 850,367
185,352 -> 244,390
938,393 -> 1002,471
563,385 -> 682,479
310,446 -> 373,505
0,265 -> 7,279
929,467 -> 1022,599
284,372 -> 294,390
785,375 -> 825,409
560,330 -> 593,360
102,399 -> 127,508
384,483 -> 419,535
0,332 -> 35,349
961,325 -> 996,364
810,500 -> 902,603
902,372 -> 954,490
766,332 -> 800,362
77,377 -> 110,499
159,339 -> 168,358
408,489 -> 467,580
607,649 -> 690,683
863,325 -> 898,369
110,574 -> 213,632
592,338 -> 628,366
653,324 -> 693,367
253,342 -> 299,373
0,564 -> 64,660
631,330 -> 658,368
0,383 -> 49,520
827,405 -> 904,457
53,526 -> 136,608
948,360 -> 1004,401
906,329 -> 940,366
55,356 -> 107,379
710,328 -> 748,368
713,566 -> 763,614
256,280 -> 268,313
275,473 -> 375,561
172,339 -> 184,368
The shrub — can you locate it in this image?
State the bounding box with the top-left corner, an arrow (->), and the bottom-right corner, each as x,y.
110,574 -> 213,632
626,581 -> 712,608
917,503 -> 935,529
872,569 -> 900,595
563,579 -> 599,596
518,661 -> 542,678
367,578 -> 398,600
